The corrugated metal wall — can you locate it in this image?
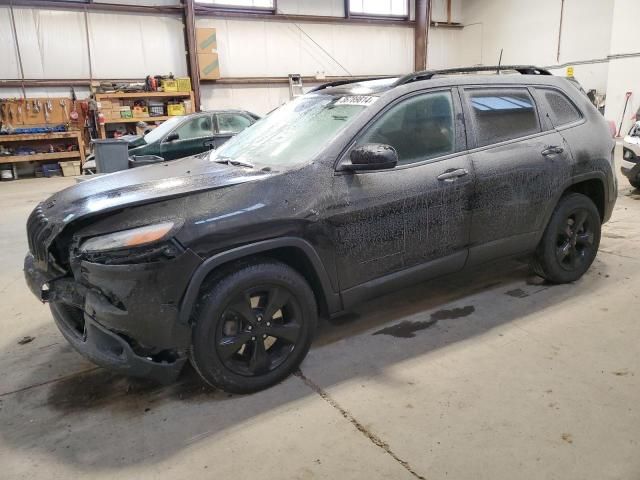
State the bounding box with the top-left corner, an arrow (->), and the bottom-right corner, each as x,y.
0,0 -> 462,113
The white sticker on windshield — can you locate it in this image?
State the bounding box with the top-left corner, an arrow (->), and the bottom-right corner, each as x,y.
335,95 -> 378,106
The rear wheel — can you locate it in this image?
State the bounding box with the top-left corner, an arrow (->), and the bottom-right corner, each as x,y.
190,261 -> 317,393
532,193 -> 601,283
629,177 -> 640,190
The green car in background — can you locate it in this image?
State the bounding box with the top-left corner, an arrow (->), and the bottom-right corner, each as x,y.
83,110 -> 260,173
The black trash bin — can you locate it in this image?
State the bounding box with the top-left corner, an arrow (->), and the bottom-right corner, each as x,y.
93,139 -> 129,173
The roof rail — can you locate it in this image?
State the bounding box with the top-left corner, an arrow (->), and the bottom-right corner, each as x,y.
392,65 -> 552,87
308,76 -> 396,93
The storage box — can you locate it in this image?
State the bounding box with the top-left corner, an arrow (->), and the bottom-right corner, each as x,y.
198,52 -> 220,80
42,163 -> 62,177
196,28 -> 217,53
161,79 -> 178,92
132,106 -> 149,117
176,77 -> 192,92
59,160 -> 81,177
148,101 -> 165,117
136,124 -> 157,136
167,103 -> 186,116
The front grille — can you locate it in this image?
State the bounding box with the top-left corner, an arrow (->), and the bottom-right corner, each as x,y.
26,204 -> 53,263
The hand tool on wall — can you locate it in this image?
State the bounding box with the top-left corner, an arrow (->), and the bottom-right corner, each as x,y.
70,88 -> 79,122
44,99 -> 52,123
60,99 -> 68,122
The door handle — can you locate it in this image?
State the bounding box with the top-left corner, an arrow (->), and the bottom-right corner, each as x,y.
437,168 -> 469,181
541,146 -> 564,156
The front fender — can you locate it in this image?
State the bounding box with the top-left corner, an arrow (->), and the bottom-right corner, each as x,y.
178,236 -> 342,324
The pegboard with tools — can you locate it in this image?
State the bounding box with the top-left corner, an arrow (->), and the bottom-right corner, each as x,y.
0,97 -> 88,130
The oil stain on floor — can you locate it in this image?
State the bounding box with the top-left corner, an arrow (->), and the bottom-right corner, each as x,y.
373,306 -> 475,338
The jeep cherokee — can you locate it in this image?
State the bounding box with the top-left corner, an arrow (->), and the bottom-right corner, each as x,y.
24,66 -> 617,393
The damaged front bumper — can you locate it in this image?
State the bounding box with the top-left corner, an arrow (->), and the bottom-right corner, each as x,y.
24,250 -> 202,384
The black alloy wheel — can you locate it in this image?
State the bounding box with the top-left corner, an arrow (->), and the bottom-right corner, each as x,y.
555,209 -> 596,272
532,193 -> 601,283
217,285 -> 302,377
190,261 -> 317,393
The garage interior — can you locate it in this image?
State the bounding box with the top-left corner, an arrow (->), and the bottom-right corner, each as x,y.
1,0 -> 640,478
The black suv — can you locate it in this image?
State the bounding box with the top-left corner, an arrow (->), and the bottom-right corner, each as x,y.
24,66 -> 616,393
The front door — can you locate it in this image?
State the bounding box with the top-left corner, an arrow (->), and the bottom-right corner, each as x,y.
328,89 -> 474,291
462,87 -> 573,264
161,114 -> 215,160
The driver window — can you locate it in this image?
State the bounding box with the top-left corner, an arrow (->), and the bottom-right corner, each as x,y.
173,116 -> 213,140
356,91 -> 455,166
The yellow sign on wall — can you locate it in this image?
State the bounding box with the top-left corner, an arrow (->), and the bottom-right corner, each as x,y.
566,66 -> 574,77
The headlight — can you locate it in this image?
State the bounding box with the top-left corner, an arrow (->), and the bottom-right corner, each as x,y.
80,222 -> 175,253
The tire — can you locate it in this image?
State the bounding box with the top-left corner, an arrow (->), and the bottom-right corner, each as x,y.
190,260 -> 317,394
630,177 -> 640,190
532,193 -> 601,283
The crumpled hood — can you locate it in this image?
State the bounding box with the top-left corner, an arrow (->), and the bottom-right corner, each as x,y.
33,154 -> 272,246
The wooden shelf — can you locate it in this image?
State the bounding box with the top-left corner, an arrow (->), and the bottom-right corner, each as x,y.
103,115 -> 182,124
0,131 -> 82,142
0,151 -> 80,165
96,90 -> 194,139
96,92 -> 192,99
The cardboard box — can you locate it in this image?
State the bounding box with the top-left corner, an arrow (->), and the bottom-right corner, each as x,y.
196,28 -> 217,53
136,124 -> 156,136
198,52 -> 220,80
132,106 -> 149,117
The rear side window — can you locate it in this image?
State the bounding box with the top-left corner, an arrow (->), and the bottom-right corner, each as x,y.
466,88 -> 540,147
539,88 -> 582,126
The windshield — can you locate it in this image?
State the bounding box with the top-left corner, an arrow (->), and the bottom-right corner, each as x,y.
209,94 -> 371,168
143,116 -> 184,144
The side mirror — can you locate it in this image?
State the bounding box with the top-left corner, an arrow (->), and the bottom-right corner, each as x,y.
165,132 -> 179,142
346,144 -> 398,171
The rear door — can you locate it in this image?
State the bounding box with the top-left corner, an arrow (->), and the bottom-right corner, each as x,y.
160,114 -> 215,160
462,86 -> 573,264
213,112 -> 255,148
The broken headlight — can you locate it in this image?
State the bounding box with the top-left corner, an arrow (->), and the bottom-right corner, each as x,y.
79,222 -> 175,253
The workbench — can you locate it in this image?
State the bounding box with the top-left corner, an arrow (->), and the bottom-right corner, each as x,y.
0,130 -> 86,179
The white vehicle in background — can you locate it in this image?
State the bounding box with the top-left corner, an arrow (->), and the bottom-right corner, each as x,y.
622,121 -> 640,189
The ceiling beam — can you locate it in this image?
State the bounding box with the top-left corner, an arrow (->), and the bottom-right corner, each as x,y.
0,0 -> 183,15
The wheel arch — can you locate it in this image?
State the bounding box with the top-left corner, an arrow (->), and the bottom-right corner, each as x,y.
563,176 -> 606,221
178,237 -> 342,324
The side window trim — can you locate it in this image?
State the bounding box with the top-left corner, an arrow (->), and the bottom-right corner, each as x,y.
533,86 -> 585,131
461,85 -> 543,149
335,87 -> 465,172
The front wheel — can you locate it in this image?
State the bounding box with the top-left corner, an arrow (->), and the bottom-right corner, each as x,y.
532,193 -> 601,283
190,260 -> 317,394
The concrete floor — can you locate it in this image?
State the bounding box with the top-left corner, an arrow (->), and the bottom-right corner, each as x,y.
1,158 -> 639,480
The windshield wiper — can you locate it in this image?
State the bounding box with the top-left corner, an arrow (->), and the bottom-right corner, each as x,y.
213,156 -> 254,168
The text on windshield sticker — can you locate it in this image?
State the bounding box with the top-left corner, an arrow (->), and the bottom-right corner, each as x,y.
335,96 -> 378,106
